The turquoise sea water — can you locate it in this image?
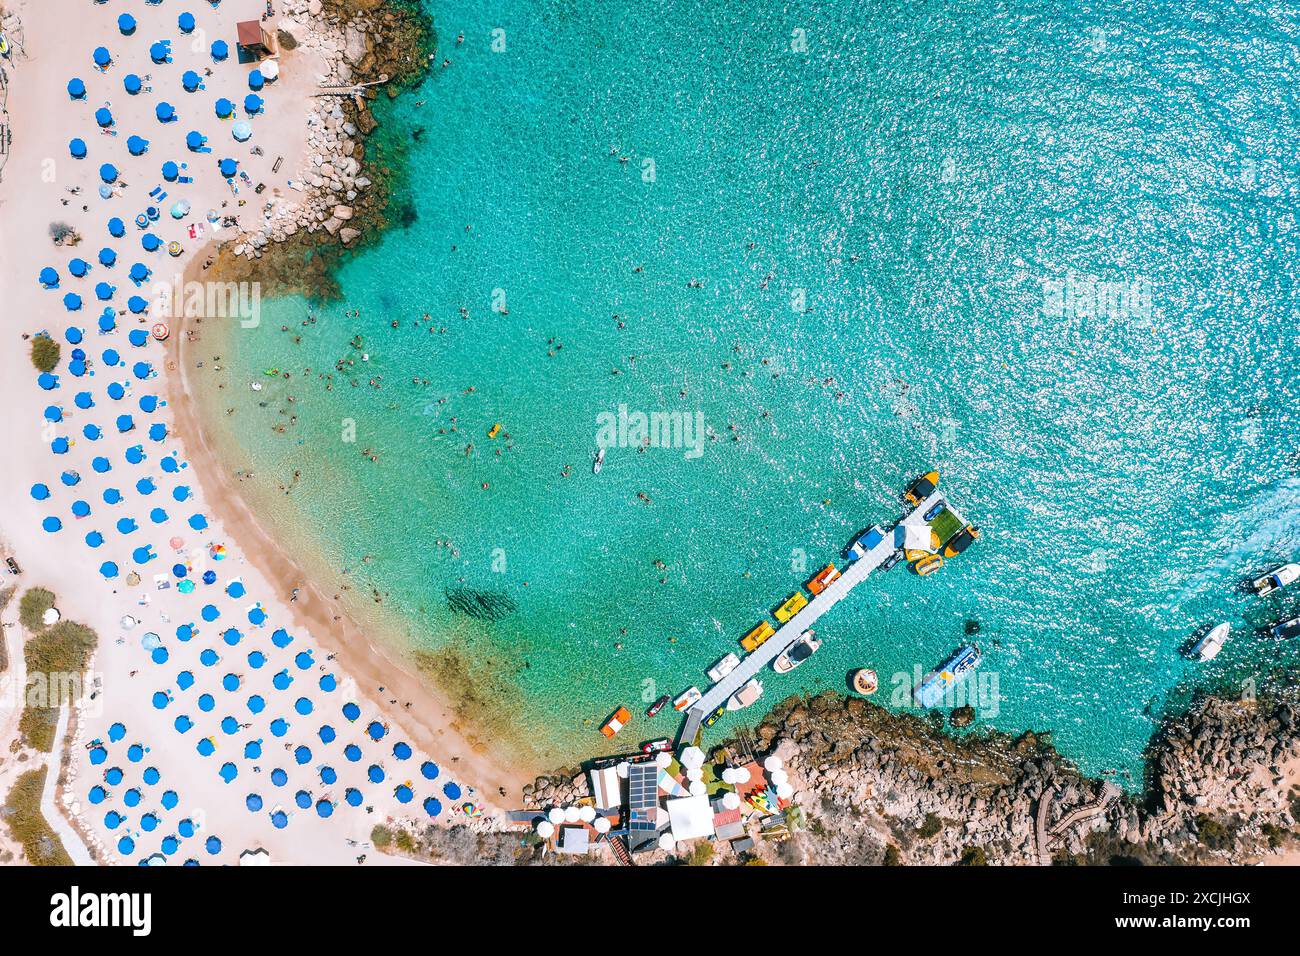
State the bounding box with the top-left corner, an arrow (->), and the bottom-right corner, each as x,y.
204,0 -> 1300,779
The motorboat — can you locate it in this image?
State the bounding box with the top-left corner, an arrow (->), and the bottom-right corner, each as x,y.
1187,622 -> 1229,661
773,632 -> 821,674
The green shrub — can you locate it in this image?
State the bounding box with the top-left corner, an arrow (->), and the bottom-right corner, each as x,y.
17,588 -> 56,632
30,335 -> 61,374
1196,815 -> 1233,850
19,619 -> 98,752
686,841 -> 714,866
883,844 -> 902,866
918,812 -> 943,839
957,845 -> 988,866
371,824 -> 393,848
394,829 -> 416,853
2,768 -> 73,865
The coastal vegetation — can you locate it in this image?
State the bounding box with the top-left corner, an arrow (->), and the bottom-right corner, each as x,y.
17,589 -> 98,752
17,586 -> 55,632
28,333 -> 60,374
0,768 -> 73,866
0,585 -> 13,672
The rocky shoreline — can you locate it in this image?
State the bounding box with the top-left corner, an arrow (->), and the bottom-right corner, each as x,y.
514,688 -> 1300,866
209,0 -> 433,300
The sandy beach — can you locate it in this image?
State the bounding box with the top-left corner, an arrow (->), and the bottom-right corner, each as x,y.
0,0 -> 525,865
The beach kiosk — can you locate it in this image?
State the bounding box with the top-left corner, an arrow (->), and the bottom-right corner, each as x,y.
235,20 -> 280,62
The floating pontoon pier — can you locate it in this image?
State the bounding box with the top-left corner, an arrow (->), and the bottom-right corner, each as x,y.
677,486 -> 972,744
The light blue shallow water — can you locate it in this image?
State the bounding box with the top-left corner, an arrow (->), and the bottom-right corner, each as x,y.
205,0 -> 1300,777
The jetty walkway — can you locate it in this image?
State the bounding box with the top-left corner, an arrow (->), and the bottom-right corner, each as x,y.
678,486 -> 962,744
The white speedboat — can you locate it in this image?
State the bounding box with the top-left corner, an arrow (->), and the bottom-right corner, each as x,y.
592,448 -> 606,474
1188,622 -> 1229,661
773,631 -> 820,674
707,652 -> 740,683
1252,563 -> 1299,597
726,678 -> 763,711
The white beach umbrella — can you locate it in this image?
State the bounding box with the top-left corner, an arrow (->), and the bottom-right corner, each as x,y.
721,791 -> 741,810
563,806 -> 581,824
680,746 -> 705,769
578,805 -> 596,823
593,816 -> 611,834
654,751 -> 672,769
733,767 -> 751,783
547,807 -> 564,825
686,767 -> 703,782
42,607 -> 61,626
120,615 -> 137,629
720,767 -> 737,785
775,782 -> 793,800
616,761 -> 630,778
763,755 -> 783,772
688,781 -> 707,797
658,833 -> 676,853
536,820 -> 554,838
770,769 -> 788,787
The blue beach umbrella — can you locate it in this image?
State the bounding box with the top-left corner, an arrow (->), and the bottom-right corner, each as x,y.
44,405 -> 63,422
345,788 -> 363,807
243,94 -> 264,116
393,742 -> 412,761
215,98 -> 233,119
178,13 -> 197,34
248,70 -> 264,91
271,810 -> 288,829
182,70 -> 202,92
30,483 -> 51,501
67,78 -> 87,100
108,217 -> 126,238
95,281 -> 115,300
63,292 -> 82,311
367,721 -> 386,741
142,233 -> 162,252
156,102 -> 176,123
39,266 -> 59,287
42,516 -> 62,533
367,765 -> 385,784
342,702 -> 360,722
69,138 -> 88,159
420,761 -> 439,780
98,247 -> 117,267
218,157 -> 237,178
128,295 -> 150,314
99,163 -> 119,184
423,797 -> 442,818
95,107 -> 114,128
118,14 -> 137,35
128,136 -> 150,156
443,781 -> 462,800
150,41 -> 172,64
124,74 -> 143,95
395,784 -> 413,804
245,794 -> 263,812
162,161 -> 180,181
315,799 -> 333,818
211,40 -> 229,62
271,768 -> 288,786
344,744 -> 362,762
93,47 -> 112,69
69,258 -> 89,277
